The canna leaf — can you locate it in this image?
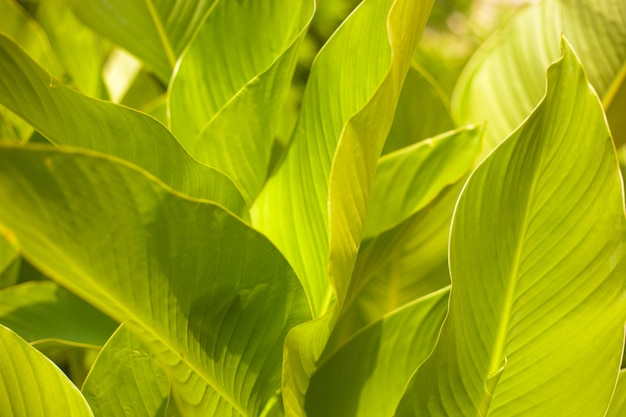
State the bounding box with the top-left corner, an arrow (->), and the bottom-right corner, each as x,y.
68,0 -> 217,83
0,35 -> 247,217
0,144 -> 311,416
0,324 -> 94,417
82,325 -> 170,417
453,0 -> 626,151
306,288 -> 449,417
0,281 -> 117,347
397,38 -> 626,417
169,0 -> 314,204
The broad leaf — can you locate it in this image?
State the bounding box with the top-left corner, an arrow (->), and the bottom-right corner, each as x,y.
383,64 -> 454,154
453,0 -> 626,150
169,0 -> 314,204
0,281 -> 117,347
305,288 -> 449,417
251,0 -> 434,413
0,144 -> 311,416
0,324 -> 94,417
397,39 -> 626,416
69,0 -> 217,83
364,125 -> 482,239
82,325 -> 170,417
0,35 -> 247,216
606,370 -> 626,417
0,234 -> 19,289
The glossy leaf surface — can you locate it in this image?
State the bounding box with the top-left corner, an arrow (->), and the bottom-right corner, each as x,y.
397,39 -> 626,416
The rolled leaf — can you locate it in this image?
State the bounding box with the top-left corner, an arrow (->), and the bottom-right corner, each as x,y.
397,38 -> 626,416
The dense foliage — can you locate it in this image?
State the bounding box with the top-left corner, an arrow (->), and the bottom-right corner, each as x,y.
0,0 -> 625,416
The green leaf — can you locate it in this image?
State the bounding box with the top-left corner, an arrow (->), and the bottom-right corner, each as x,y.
68,0 -> 217,83
251,0 -> 434,413
383,64 -> 454,154
453,0 -> 626,151
0,35 -> 247,217
397,38 -> 626,416
168,0 -> 314,204
0,324 -> 94,417
0,144 -> 311,416
0,234 -> 20,289
606,370 -> 626,417
364,125 -> 482,239
82,325 -> 170,417
305,288 -> 449,417
0,281 -> 117,347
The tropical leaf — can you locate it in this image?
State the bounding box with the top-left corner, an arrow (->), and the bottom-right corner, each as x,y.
306,288 -> 449,417
364,125 -> 482,239
383,64 -> 454,154
169,0 -> 314,204
396,38 -> 626,416
251,0 -> 434,413
0,234 -> 19,289
0,281 -> 117,347
0,324 -> 94,417
606,369 -> 626,417
0,144 -> 311,416
82,325 -> 170,417
68,0 -> 217,83
0,35 -> 247,217
453,0 -> 626,151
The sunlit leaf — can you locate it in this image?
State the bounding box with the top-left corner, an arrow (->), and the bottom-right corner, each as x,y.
169,0 -> 314,204
397,38 -> 626,417
606,370 -> 626,417
0,35 -> 247,216
0,144 -> 311,416
0,324 -> 94,417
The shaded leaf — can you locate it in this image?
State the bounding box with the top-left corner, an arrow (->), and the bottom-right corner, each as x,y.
397,39 -> 626,417
0,144 -> 311,416
606,369 -> 626,417
0,233 -> 20,289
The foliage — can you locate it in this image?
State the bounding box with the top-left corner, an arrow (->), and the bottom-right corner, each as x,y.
0,0 -> 624,416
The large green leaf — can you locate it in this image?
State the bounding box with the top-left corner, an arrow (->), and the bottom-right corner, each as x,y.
69,0 -> 216,83
0,281 -> 117,347
82,325 -> 170,417
453,0 -> 626,151
251,0 -> 434,413
0,234 -> 19,289
397,39 -> 626,416
364,125 -> 482,239
305,288 -> 449,417
606,370 -> 626,417
0,35 -> 247,216
0,324 -> 94,417
169,0 -> 314,204
0,144 -> 311,416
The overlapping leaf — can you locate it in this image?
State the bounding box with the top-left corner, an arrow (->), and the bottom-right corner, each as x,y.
606,370 -> 626,417
453,0 -> 626,150
0,144 -> 311,416
69,0 -> 217,82
169,0 -> 314,204
0,324 -> 94,417
397,39 -> 626,416
0,35 -> 247,216
306,288 -> 449,417
0,281 -> 117,347
0,235 -> 19,289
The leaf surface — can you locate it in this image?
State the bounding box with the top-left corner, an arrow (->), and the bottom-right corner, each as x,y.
453,0 -> 626,150
397,39 -> 626,417
0,281 -> 117,347
0,324 -> 94,417
0,234 -> 19,289
69,0 -> 217,82
0,144 -> 311,416
606,370 -> 626,417
169,0 -> 314,204
305,288 -> 449,417
0,35 -> 247,216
